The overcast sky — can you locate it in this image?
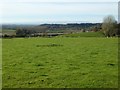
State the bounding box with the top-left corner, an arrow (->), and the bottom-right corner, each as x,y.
0,0 -> 119,24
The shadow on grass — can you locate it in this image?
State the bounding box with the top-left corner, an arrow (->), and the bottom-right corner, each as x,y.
36,44 -> 63,47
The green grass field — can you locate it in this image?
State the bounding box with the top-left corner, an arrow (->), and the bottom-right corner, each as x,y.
61,32 -> 105,37
2,37 -> 118,88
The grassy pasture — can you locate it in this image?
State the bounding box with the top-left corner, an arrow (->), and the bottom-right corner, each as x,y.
61,32 -> 105,37
2,37 -> 118,88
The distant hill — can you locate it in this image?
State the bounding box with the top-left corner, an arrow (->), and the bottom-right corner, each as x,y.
2,23 -> 101,31
2,23 -> 102,37
37,23 -> 102,33
2,24 -> 35,30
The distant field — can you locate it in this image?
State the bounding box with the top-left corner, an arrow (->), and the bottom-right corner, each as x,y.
1,29 -> 16,35
61,32 -> 105,37
2,37 -> 118,88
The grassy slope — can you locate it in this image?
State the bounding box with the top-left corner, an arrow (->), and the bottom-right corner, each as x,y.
2,37 -> 118,88
61,32 -> 105,37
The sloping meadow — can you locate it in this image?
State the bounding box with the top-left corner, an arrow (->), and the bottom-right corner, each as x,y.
2,37 -> 118,88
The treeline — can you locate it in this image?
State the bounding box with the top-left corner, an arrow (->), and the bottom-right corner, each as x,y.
15,26 -> 48,37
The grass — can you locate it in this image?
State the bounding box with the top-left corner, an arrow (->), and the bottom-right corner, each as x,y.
61,32 -> 105,37
2,37 -> 118,88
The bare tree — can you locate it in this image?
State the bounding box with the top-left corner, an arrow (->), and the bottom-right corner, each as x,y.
102,15 -> 117,37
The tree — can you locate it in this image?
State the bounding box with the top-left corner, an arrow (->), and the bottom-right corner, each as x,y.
16,28 -> 31,37
116,23 -> 120,36
102,15 -> 117,37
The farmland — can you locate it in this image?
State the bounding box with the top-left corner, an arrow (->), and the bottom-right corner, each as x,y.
2,37 -> 118,88
1,29 -> 16,36
61,31 -> 105,37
